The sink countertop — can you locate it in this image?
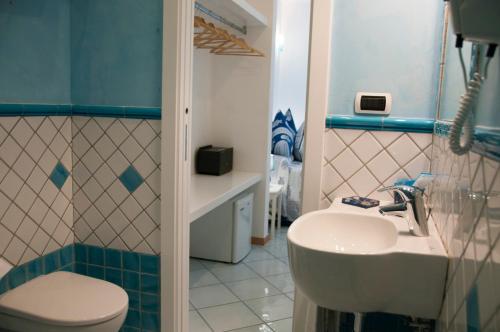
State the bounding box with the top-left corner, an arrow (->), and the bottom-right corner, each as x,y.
329,199 -> 447,258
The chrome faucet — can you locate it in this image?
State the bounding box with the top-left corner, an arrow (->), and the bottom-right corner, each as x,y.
378,185 -> 429,237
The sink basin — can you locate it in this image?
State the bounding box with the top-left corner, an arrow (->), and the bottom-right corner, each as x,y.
287,200 -> 447,319
291,211 -> 398,254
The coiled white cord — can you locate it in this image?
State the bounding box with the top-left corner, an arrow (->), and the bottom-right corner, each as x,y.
449,50 -> 484,155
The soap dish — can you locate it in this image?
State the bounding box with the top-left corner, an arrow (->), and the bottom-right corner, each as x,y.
342,196 -> 380,209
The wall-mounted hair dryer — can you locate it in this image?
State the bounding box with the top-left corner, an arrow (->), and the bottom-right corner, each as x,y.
448,0 -> 500,45
444,0 -> 499,155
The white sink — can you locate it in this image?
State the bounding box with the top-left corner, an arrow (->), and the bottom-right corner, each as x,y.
287,200 -> 448,319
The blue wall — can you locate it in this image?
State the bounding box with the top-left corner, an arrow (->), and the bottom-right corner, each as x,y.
71,0 -> 163,107
0,0 -> 162,108
0,0 -> 71,104
328,0 -> 444,119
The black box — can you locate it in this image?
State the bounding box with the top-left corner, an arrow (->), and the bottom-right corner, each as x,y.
196,145 -> 233,175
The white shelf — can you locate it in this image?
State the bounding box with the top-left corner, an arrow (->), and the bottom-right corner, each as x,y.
196,0 -> 268,28
189,171 -> 263,222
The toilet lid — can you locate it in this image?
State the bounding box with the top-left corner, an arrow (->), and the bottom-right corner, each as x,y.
0,271 -> 128,327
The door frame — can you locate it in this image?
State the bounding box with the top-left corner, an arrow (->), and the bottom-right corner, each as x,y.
160,1 -> 193,331
301,0 -> 333,214
161,0 -> 334,330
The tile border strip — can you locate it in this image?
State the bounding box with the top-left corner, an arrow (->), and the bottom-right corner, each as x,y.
0,104 -> 161,120
72,105 -> 161,120
0,106 -> 434,130
435,120 -> 500,161
325,115 -> 435,133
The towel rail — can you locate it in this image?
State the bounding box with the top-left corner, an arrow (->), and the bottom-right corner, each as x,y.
194,2 -> 247,35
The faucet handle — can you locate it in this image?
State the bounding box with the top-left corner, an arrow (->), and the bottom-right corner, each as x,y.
380,185 -> 429,236
377,185 -> 418,201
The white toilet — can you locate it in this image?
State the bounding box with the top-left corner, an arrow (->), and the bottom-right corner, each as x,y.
0,271 -> 128,332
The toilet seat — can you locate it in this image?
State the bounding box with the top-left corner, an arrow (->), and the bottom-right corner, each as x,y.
0,271 -> 128,327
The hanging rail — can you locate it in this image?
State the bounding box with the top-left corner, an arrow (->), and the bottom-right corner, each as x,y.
194,1 -> 247,35
194,16 -> 264,57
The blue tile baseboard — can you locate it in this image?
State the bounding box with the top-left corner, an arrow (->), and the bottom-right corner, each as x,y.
0,103 -> 161,120
74,244 -> 160,332
325,115 -> 435,133
435,120 -> 500,161
0,244 -> 160,332
0,245 -> 75,295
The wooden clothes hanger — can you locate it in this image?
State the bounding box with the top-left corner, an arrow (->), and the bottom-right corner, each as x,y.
193,16 -> 264,57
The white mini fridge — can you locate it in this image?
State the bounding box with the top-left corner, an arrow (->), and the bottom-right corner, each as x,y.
190,193 -> 253,263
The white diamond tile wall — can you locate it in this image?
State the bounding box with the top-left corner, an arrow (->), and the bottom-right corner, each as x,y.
0,117 -> 73,266
72,117 -> 161,255
320,129 -> 432,208
430,133 -> 500,332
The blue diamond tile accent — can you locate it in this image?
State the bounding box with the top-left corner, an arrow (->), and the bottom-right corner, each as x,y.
49,161 -> 70,189
119,166 -> 144,193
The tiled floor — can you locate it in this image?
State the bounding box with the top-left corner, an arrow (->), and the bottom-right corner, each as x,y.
189,227 -> 294,332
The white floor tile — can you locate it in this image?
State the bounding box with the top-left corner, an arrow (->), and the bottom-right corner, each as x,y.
211,264 -> 259,283
198,302 -> 263,332
264,246 -> 288,258
189,310 -> 212,332
225,277 -> 281,300
190,284 -> 239,309
190,269 -> 220,288
245,295 -> 294,322
201,260 -> 234,270
268,318 -> 293,332
265,238 -> 287,248
285,292 -> 294,301
243,250 -> 275,263
190,258 -> 206,271
189,227 -> 293,331
278,257 -> 289,265
245,259 -> 290,277
264,273 -> 295,293
228,324 -> 274,331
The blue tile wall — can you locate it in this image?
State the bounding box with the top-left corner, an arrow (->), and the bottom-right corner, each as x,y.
0,244 -> 160,332
74,243 -> 160,332
0,245 -> 75,295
